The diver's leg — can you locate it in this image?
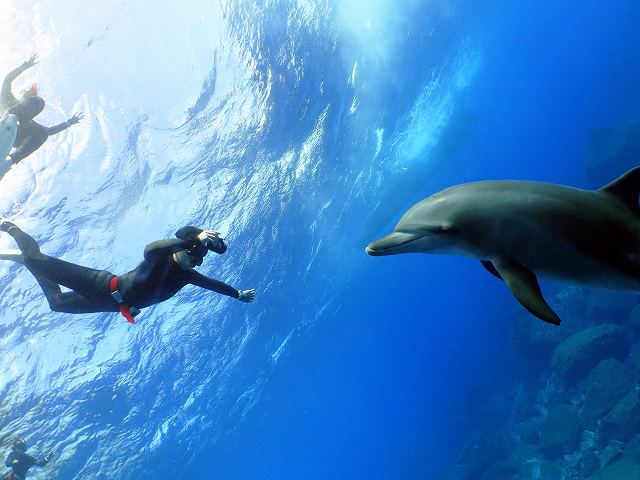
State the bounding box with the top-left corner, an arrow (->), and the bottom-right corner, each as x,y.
1,220 -> 41,256
29,273 -> 99,313
0,219 -> 26,262
23,255 -> 114,303
5,249 -> 106,313
33,271 -> 117,313
1,223 -> 116,312
38,284 -> 105,314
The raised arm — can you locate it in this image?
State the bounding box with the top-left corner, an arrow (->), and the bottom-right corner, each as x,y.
143,238 -> 196,262
1,54 -> 38,109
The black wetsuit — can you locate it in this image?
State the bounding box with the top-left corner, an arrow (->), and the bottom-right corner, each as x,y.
7,226 -> 240,314
1,62 -> 73,163
8,118 -> 71,163
4,450 -> 47,480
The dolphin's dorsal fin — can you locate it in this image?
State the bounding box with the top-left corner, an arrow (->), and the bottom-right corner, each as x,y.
598,166 -> 640,215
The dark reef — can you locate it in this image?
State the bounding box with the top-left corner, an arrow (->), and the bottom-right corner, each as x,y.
445,129 -> 640,480
445,287 -> 640,480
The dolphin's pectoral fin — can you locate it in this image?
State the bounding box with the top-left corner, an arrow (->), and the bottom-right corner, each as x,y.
598,166 -> 640,216
481,260 -> 503,280
492,259 -> 561,325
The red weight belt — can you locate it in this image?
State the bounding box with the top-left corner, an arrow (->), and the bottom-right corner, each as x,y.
109,275 -> 137,324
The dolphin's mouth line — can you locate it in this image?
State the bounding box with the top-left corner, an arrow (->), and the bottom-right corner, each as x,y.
367,233 -> 425,254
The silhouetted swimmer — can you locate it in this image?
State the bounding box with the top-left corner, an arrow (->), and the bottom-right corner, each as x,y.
0,220 -> 255,323
3,437 -> 53,480
1,53 -> 84,169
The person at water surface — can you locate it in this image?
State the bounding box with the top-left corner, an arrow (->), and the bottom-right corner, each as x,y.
1,53 -> 83,166
4,437 -> 53,480
0,220 -> 255,322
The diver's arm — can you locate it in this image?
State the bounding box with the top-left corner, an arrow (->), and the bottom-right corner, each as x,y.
185,270 -> 241,299
45,113 -> 84,135
5,452 -> 15,468
1,54 -> 38,107
44,121 -> 71,135
23,453 -> 44,467
143,238 -> 197,262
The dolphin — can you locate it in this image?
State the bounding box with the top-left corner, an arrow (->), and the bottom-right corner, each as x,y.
0,114 -> 18,180
366,167 -> 640,325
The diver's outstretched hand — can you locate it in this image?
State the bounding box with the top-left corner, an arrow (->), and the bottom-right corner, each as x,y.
67,112 -> 84,125
238,289 -> 255,303
25,52 -> 39,68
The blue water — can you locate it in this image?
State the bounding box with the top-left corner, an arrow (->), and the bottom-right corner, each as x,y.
1,1 -> 639,479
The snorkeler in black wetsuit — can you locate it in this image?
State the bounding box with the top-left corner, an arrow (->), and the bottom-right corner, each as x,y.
0,219 -> 255,321
3,438 -> 53,480
1,53 -> 83,168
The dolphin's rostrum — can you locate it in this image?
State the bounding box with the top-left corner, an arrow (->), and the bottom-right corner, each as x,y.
366,167 -> 640,325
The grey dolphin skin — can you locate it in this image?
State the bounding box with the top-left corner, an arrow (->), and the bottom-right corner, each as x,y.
366,167 -> 640,325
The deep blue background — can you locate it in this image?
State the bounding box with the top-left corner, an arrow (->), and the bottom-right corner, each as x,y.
1,1 -> 639,479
